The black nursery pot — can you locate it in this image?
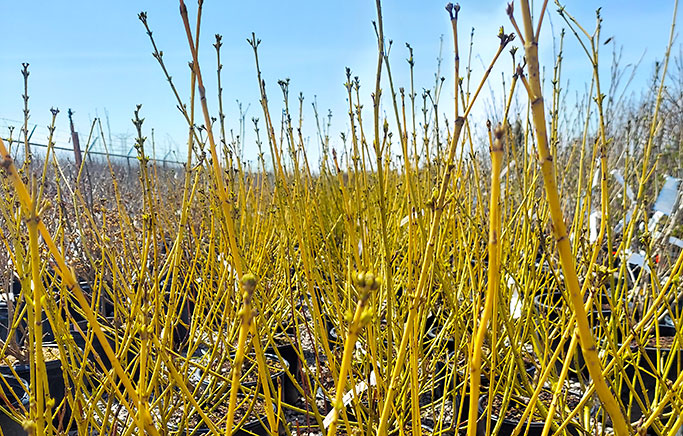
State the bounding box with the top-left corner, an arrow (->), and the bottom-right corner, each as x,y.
477,395 -> 545,436
70,318 -> 143,393
266,335 -> 300,404
159,277 -> 194,351
426,324 -> 455,352
0,277 -> 22,343
476,394 -> 580,436
0,298 -> 53,345
1,347 -> 69,431
323,316 -> 343,350
607,323 -> 683,424
63,279 -> 116,324
432,353 -> 461,401
63,280 -> 93,324
533,291 -> 612,378
0,373 -> 29,436
218,353 -> 289,401
0,302 -> 20,345
70,320 -> 116,370
182,393 -> 277,436
445,359 -> 535,427
185,419 -> 272,436
533,291 -> 612,324
247,353 -> 289,399
619,324 -> 682,382
6,354 -> 65,405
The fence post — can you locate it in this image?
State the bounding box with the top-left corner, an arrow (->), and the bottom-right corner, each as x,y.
68,109 -> 83,169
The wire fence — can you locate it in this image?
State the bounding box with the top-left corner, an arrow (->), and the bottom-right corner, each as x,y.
0,116 -> 185,166
1,139 -> 185,168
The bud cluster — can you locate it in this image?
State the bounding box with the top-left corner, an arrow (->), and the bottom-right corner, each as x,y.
352,270 -> 381,291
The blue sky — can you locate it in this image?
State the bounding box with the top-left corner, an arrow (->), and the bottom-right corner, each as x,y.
0,1 -> 680,167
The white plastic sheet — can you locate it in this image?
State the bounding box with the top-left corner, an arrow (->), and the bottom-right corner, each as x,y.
610,169 -> 635,201
653,175 -> 681,216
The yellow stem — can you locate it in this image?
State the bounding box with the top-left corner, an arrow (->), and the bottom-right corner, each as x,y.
27,199 -> 46,435
467,125 -> 504,436
0,137 -> 160,436
327,299 -> 366,436
225,286 -> 254,434
515,1 -> 628,433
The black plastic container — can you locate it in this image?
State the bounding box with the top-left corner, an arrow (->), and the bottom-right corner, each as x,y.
71,318 -> 143,395
323,315 -> 343,350
64,279 -> 116,323
432,353 -> 460,401
0,277 -> 22,342
0,373 -> 29,436
439,358 -> 535,428
476,394 -> 581,436
235,353 -> 288,400
0,301 -> 18,344
7,356 -> 64,406
619,324 -> 682,382
533,290 -> 612,378
71,320 -> 116,370
190,352 -> 289,403
1,348 -> 68,431
191,417 -> 272,436
533,291 -> 612,324
477,395 -> 546,436
609,323 -> 682,425
0,297 -> 52,345
425,324 -> 456,352
182,393 -> 277,436
266,334 -> 300,404
159,276 -> 194,351
388,423 -> 435,436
